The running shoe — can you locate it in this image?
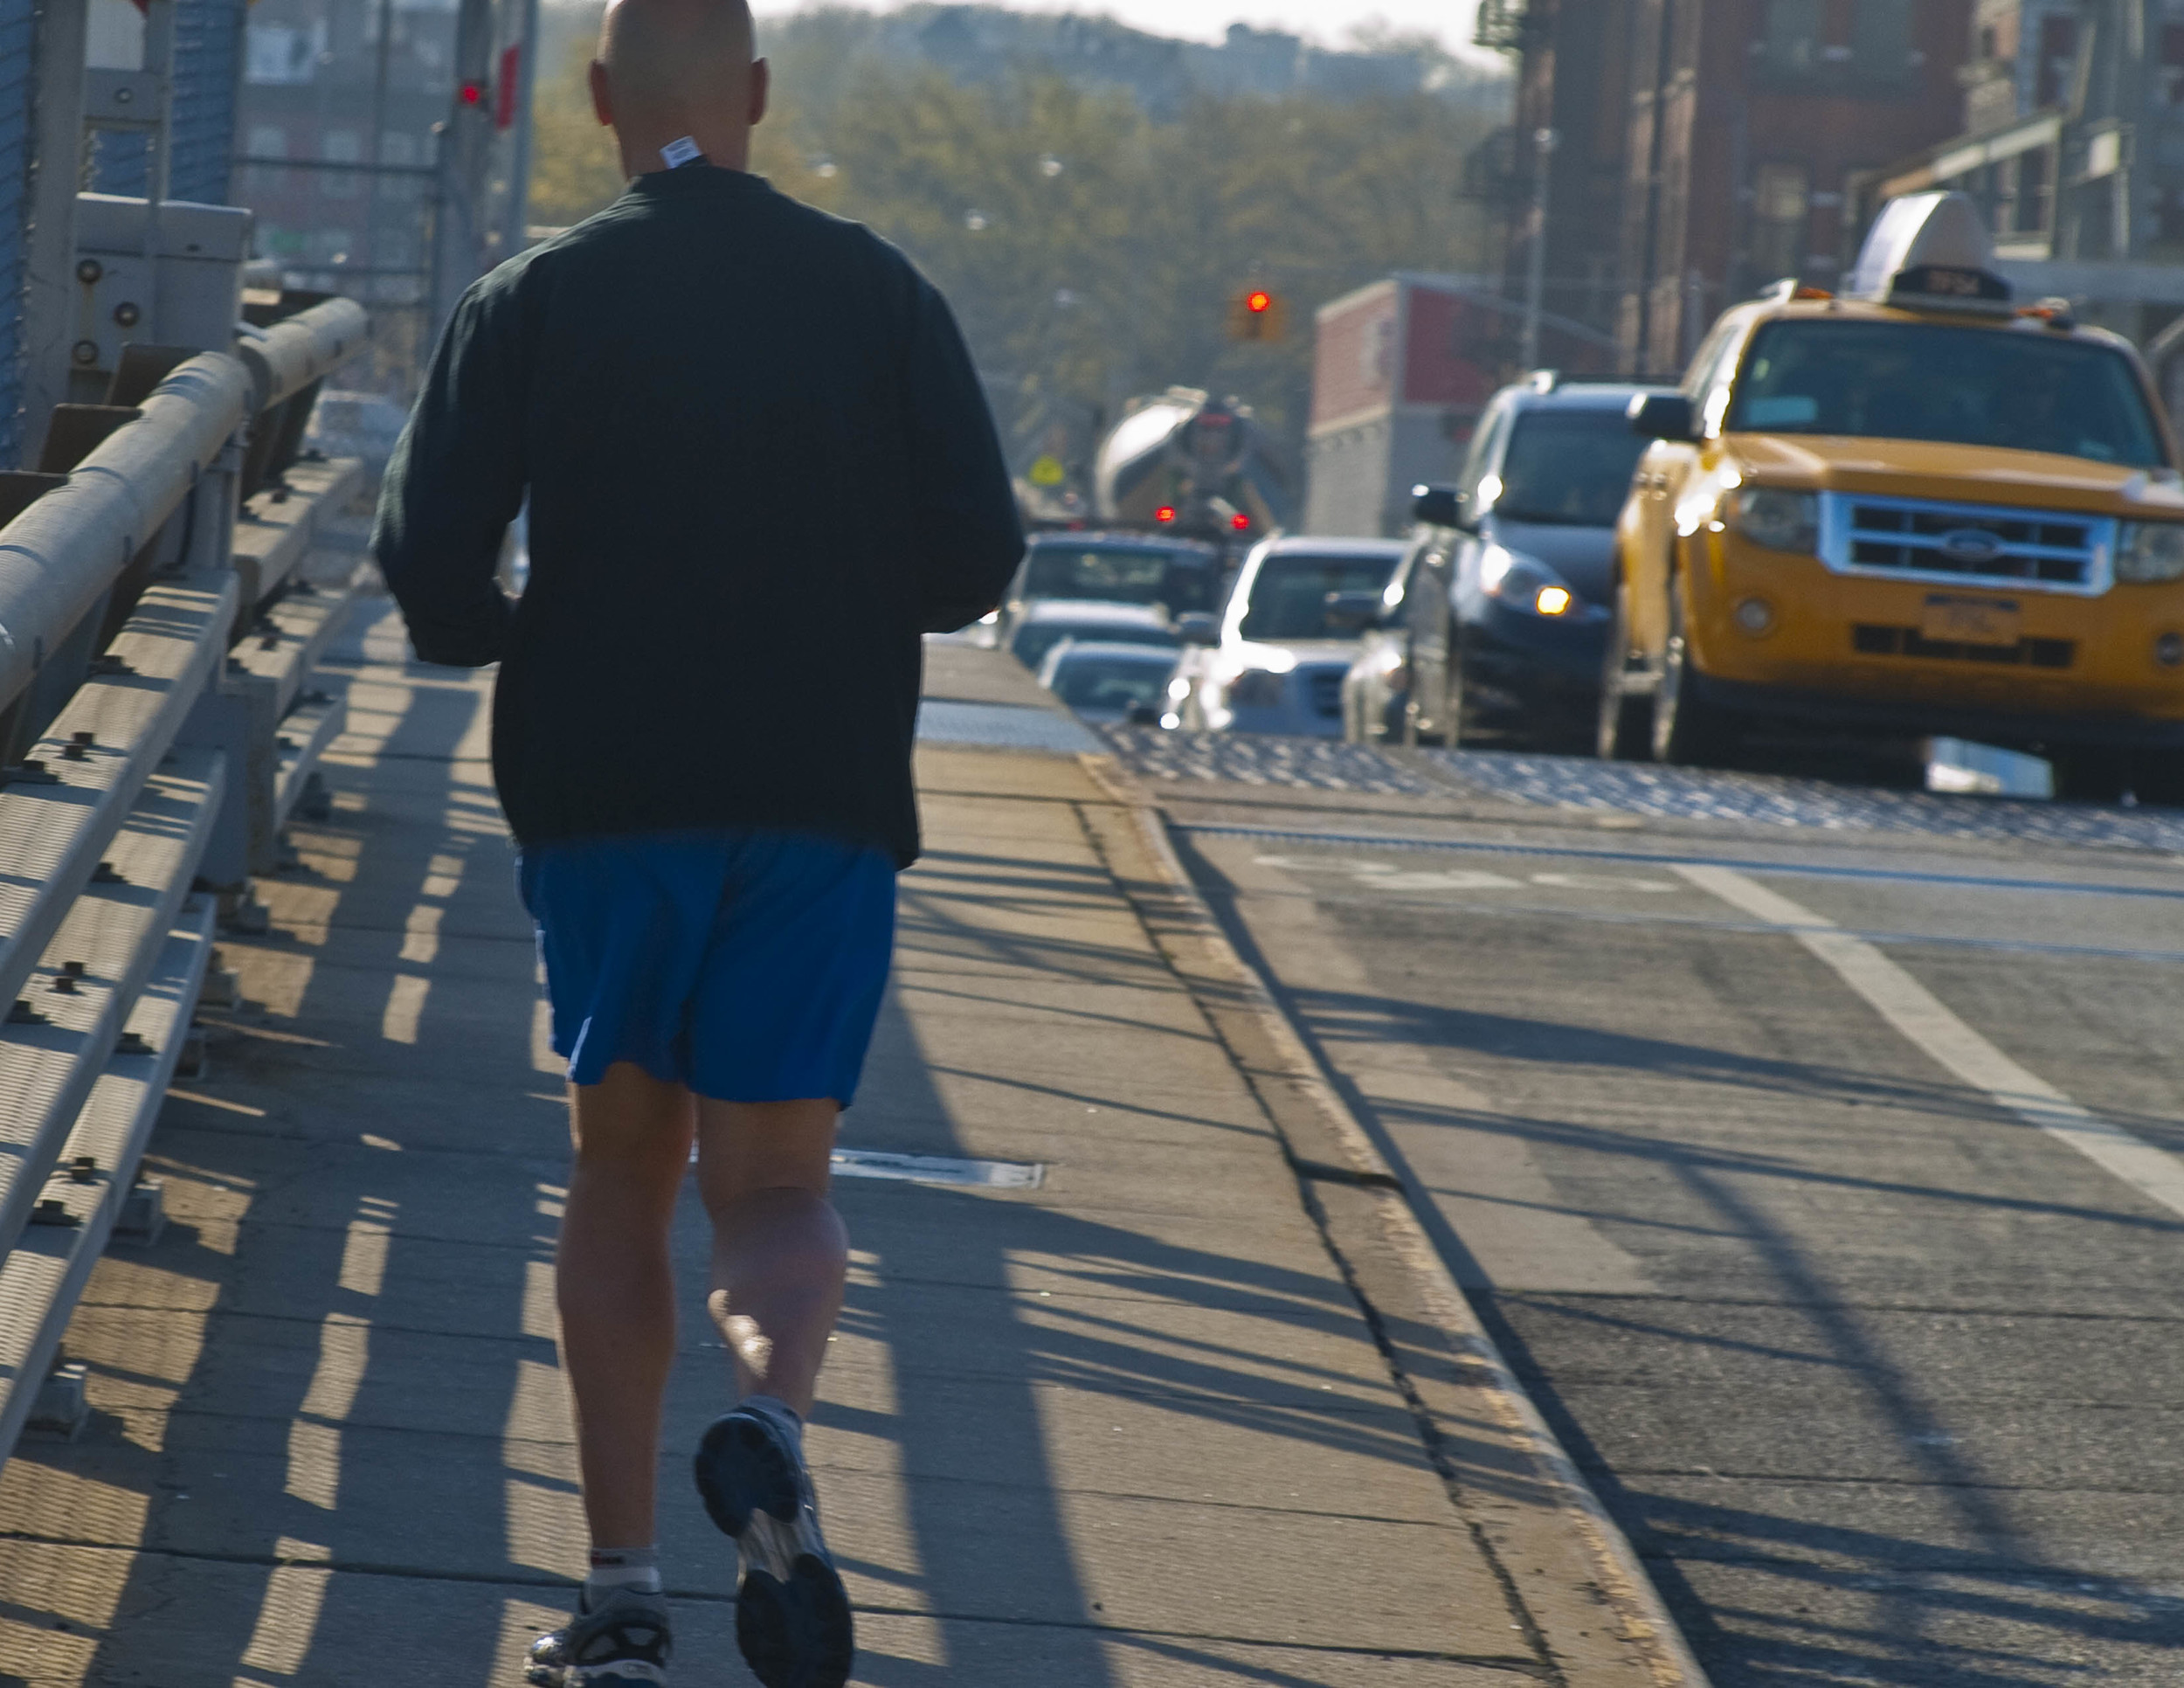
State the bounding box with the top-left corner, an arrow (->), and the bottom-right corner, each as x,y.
524,1585 -> 672,1686
693,1405 -> 853,1688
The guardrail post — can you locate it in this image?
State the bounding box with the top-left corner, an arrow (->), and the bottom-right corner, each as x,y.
173,423 -> 262,901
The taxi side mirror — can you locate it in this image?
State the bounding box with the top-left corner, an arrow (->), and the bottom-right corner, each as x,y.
1411,483 -> 1462,527
1628,392 -> 1697,441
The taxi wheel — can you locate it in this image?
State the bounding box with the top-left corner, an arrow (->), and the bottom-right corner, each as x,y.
1652,585 -> 1742,766
2128,751 -> 2184,807
2052,746 -> 2129,804
1596,585 -> 1651,760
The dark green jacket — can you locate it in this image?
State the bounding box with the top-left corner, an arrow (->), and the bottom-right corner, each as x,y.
372,164 -> 1021,863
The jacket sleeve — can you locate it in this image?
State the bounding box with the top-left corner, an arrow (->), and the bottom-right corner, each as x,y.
370,276 -> 526,667
902,277 -> 1025,633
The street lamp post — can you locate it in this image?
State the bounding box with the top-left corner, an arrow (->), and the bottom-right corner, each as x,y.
1518,126 -> 1558,373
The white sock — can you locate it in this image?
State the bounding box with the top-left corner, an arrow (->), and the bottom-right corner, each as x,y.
584,1545 -> 661,1606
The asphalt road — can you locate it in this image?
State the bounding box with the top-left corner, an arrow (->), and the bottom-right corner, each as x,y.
1102,728 -> 2184,1685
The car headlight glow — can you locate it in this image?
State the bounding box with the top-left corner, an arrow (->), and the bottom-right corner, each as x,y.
2117,520 -> 2184,583
1728,488 -> 1818,554
1478,545 -> 1584,617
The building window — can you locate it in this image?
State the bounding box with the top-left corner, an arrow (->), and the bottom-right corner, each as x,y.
322,129 -> 363,199
1752,163 -> 1811,280
381,131 -> 421,168
245,23 -> 315,86
2012,148 -> 2049,235
1759,0 -> 1823,79
2035,15 -> 2078,108
247,125 -> 286,160
1850,0 -> 1916,84
2162,24 -> 2184,106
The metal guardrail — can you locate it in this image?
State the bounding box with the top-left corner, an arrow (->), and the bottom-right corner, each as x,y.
0,293 -> 371,1465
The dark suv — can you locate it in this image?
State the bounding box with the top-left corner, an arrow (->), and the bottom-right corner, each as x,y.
1358,373 -> 1675,748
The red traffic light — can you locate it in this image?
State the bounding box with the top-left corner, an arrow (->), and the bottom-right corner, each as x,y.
1230,512 -> 1251,531
1246,290 -> 1272,314
1154,504 -> 1177,524
460,80 -> 486,107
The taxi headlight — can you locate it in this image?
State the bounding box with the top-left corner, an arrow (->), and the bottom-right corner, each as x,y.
2117,521 -> 2184,583
1729,488 -> 1818,554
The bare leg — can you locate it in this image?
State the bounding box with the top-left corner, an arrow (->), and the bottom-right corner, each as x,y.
694,1097 -> 846,1416
559,1062 -> 696,1548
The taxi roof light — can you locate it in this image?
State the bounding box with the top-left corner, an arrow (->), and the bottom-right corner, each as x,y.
1846,190 -> 2013,316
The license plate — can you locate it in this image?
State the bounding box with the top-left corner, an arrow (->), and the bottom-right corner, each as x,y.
1920,594 -> 2021,647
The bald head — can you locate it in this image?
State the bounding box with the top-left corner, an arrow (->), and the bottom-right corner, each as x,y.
591,0 -> 768,176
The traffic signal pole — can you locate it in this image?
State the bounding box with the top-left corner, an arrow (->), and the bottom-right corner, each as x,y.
432,0 -> 500,331
503,0 -> 544,257
1518,127 -> 1556,371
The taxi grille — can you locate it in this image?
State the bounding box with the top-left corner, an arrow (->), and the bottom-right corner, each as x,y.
1822,494 -> 2111,594
1852,624 -> 2075,668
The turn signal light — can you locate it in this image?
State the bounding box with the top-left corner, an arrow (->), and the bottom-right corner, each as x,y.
1154,505 -> 1177,523
1230,512 -> 1250,531
1535,586 -> 1572,616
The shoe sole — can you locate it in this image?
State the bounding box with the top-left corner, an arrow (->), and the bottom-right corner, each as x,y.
694,1413 -> 853,1688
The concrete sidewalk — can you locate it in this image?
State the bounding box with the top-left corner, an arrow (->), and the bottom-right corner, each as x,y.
0,608 -> 1686,1685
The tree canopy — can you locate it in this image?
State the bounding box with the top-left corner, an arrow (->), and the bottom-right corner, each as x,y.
527,6 -> 1506,474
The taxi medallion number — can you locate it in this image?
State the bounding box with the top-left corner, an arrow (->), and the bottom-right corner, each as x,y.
1920,594 -> 2021,648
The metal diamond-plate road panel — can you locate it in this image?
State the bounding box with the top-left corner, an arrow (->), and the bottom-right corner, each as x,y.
1092,725 -> 2184,854
1096,724 -> 1441,795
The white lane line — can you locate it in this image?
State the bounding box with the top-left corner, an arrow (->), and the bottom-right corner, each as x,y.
1676,863 -> 2184,1223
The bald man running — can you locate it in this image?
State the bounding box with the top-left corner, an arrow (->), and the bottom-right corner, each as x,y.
373,3 -> 1023,1682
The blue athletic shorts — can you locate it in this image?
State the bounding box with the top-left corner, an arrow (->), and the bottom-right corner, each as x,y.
515,829 -> 897,1105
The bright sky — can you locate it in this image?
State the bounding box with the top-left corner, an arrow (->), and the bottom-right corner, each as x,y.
750,0 -> 1489,59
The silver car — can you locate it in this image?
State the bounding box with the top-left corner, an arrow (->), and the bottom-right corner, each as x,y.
1006,599 -> 1185,674
1173,536 -> 1409,736
1035,639 -> 1180,726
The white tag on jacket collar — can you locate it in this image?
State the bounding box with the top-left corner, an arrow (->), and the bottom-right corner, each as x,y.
660,135 -> 703,169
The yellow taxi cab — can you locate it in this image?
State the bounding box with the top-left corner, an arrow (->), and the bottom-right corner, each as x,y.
1600,190 -> 2184,801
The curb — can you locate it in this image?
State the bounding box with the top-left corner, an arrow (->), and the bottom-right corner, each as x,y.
1075,751 -> 1713,1688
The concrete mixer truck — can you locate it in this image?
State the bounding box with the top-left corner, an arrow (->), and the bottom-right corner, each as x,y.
1092,388 -> 1294,548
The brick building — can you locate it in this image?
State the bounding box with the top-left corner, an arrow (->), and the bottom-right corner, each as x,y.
1883,3 -> 2184,278
1496,0 -> 1974,377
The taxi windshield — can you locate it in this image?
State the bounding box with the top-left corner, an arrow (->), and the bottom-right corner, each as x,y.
1725,319 -> 2166,467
